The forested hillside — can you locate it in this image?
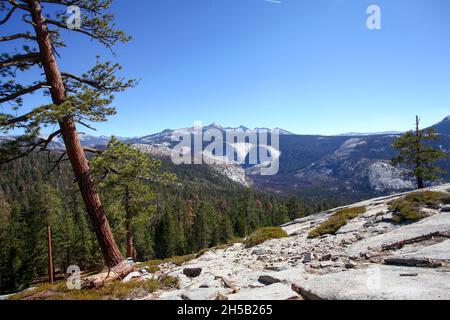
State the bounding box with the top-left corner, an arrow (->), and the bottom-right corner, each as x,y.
0,152 -> 339,294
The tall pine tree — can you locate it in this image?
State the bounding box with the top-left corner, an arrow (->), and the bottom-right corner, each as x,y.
0,0 -> 135,267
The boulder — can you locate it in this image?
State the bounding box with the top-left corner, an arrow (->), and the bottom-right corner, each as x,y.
122,271 -> 141,283
183,268 -> 202,278
258,275 -> 280,286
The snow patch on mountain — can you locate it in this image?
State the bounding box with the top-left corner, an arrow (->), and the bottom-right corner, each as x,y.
333,138 -> 367,158
133,144 -> 251,187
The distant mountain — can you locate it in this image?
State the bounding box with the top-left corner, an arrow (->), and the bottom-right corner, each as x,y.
2,118 -> 449,203
129,118 -> 450,201
129,124 -> 293,146
429,116 -> 450,135
336,131 -> 403,137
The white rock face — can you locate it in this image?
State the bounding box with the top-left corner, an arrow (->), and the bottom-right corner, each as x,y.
333,138 -> 367,158
368,161 -> 414,191
295,266 -> 450,300
146,184 -> 450,301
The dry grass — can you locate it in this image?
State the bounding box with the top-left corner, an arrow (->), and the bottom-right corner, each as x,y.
308,206 -> 367,238
8,276 -> 178,300
136,253 -> 198,270
389,191 -> 450,223
244,227 -> 288,248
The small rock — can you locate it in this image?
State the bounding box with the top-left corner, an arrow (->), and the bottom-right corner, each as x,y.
309,262 -> 321,269
122,271 -> 141,283
441,205 -> 450,213
183,268 -> 202,278
319,254 -> 332,261
265,264 -> 289,272
258,275 -> 281,286
252,248 -> 268,255
320,261 -> 334,268
138,268 -> 149,275
345,261 -> 357,269
215,293 -> 229,300
302,252 -> 313,263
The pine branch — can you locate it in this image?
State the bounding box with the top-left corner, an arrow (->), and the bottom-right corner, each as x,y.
0,52 -> 40,68
40,0 -> 107,14
6,0 -> 31,12
83,147 -> 102,154
0,32 -> 37,42
45,18 -> 113,48
0,5 -> 16,25
48,151 -> 68,174
0,82 -> 48,103
40,129 -> 62,151
0,129 -> 61,164
0,105 -> 50,127
62,71 -> 101,89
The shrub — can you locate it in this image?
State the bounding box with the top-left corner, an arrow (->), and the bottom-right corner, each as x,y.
9,277 -> 163,301
389,191 -> 450,223
308,206 -> 367,239
137,253 -> 197,270
244,227 -> 288,248
159,276 -> 179,289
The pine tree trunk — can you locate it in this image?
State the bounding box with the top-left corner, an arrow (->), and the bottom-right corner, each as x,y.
125,219 -> 136,261
47,224 -> 53,284
417,176 -> 425,189
415,116 -> 425,189
124,187 -> 136,261
27,0 -> 123,267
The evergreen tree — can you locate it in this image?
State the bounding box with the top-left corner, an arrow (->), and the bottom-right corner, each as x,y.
0,0 -> 135,267
287,196 -> 304,220
91,137 -> 175,260
392,116 -> 449,189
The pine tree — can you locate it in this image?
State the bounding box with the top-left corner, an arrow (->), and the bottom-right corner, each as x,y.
0,0 -> 136,267
287,196 -> 304,220
91,137 -> 175,260
392,116 -> 449,189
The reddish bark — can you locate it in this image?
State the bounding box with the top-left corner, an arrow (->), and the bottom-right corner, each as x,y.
27,0 -> 123,267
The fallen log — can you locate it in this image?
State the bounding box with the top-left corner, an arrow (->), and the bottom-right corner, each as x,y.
381,232 -> 447,252
81,260 -> 135,289
384,257 -> 442,268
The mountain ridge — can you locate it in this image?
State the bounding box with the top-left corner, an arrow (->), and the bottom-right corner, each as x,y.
2,116 -> 449,202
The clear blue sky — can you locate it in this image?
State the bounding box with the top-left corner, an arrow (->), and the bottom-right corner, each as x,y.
4,0 -> 450,136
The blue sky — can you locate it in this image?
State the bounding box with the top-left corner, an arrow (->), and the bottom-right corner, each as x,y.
3,0 -> 450,136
